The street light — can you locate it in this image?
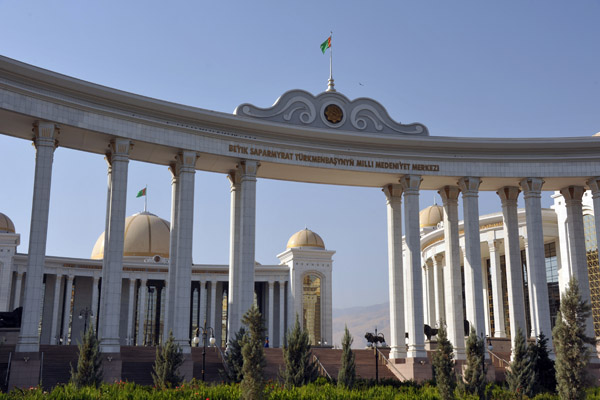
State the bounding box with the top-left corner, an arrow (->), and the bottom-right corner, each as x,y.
78,307 -> 93,333
194,320 -> 216,381
364,327 -> 385,383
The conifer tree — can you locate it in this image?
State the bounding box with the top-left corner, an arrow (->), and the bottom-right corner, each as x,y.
70,322 -> 103,388
152,330 -> 184,389
337,325 -> 356,388
432,322 -> 456,400
528,332 -> 556,394
282,315 -> 318,388
224,326 -> 246,383
461,327 -> 486,399
505,327 -> 534,399
553,277 -> 595,400
240,304 -> 266,400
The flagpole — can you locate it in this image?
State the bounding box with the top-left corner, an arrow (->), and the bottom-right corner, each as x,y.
327,31 -> 335,92
144,184 -> 147,212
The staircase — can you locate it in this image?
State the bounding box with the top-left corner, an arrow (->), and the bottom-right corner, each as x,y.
39,345 -> 79,390
121,346 -> 157,385
311,348 -> 399,381
263,348 -> 284,380
192,346 -> 225,382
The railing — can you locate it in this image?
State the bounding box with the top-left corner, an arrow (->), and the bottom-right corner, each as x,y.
312,354 -> 332,380
215,346 -> 231,377
487,349 -> 510,369
4,352 -> 11,390
376,347 -> 407,381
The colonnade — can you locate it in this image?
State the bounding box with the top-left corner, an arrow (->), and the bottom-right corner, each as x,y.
385,176 -> 600,364
12,124 -> 272,357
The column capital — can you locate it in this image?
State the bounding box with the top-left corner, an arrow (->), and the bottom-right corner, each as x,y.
519,178 -> 544,198
433,253 -> 444,265
107,138 -> 132,164
268,281 -> 275,288
33,121 -> 59,149
239,160 -> 260,178
438,185 -> 460,204
560,185 -> 585,203
382,183 -> 403,203
457,177 -> 481,197
400,175 -> 422,194
279,280 -> 286,286
497,186 -> 520,204
228,170 -> 242,190
487,239 -> 501,252
176,150 -> 199,173
587,177 -> 600,197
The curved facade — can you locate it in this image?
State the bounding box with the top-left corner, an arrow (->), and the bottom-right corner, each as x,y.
1,55 -> 600,384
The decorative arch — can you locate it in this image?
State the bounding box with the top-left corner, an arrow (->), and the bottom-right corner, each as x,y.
302,271 -> 324,345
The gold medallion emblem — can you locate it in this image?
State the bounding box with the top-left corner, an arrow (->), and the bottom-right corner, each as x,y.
324,104 -> 343,124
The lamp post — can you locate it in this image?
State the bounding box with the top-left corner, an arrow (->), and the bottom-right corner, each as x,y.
193,319 -> 216,381
364,327 -> 385,383
78,307 -> 93,333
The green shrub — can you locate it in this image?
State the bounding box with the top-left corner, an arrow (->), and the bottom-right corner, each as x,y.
240,304 -> 266,400
151,330 -> 184,389
70,322 -> 102,388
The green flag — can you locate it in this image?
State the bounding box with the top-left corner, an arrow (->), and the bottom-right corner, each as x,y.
136,188 -> 146,198
320,36 -> 331,54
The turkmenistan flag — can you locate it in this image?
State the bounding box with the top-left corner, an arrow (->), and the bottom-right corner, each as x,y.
136,187 -> 146,198
320,36 -> 331,54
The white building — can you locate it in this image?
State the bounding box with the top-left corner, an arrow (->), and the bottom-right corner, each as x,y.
2,55 -> 600,384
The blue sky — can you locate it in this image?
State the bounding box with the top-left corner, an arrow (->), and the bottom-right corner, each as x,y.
1,1 -> 599,308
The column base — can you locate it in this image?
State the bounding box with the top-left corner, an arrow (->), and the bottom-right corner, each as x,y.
101,353 -> 122,383
392,357 -> 432,382
485,359 -> 497,382
8,352 -> 41,390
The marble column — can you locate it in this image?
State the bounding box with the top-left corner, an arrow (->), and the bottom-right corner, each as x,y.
12,272 -> 23,308
401,175 -> 426,359
61,275 -> 74,344
165,161 -> 180,338
426,261 -> 436,326
498,187 -> 528,350
488,240 -> 506,338
458,177 -> 485,336
199,280 -> 207,326
239,161 -> 260,322
127,279 -> 136,345
481,256 -> 491,337
91,276 -> 100,331
227,170 -> 242,339
587,177 -> 600,263
210,280 -> 218,330
279,281 -> 285,348
172,151 -> 197,352
524,237 -> 537,337
17,122 -> 58,353
50,275 -> 62,345
561,185 -> 596,346
432,254 -> 445,326
520,178 -> 553,348
137,279 -> 147,346
268,281 -> 274,345
439,186 -> 466,359
383,184 -> 406,359
99,138 -> 131,353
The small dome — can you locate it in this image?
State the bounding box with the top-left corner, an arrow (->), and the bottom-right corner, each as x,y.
419,205 -> 444,228
287,228 -> 325,249
594,132 -> 600,137
0,213 -> 15,233
91,212 -> 170,259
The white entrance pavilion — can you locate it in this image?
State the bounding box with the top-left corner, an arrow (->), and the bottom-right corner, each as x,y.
1,55 -> 600,385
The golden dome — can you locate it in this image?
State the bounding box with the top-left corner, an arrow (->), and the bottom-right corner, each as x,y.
0,212 -> 15,233
286,228 -> 325,249
419,205 -> 444,228
91,212 -> 170,260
